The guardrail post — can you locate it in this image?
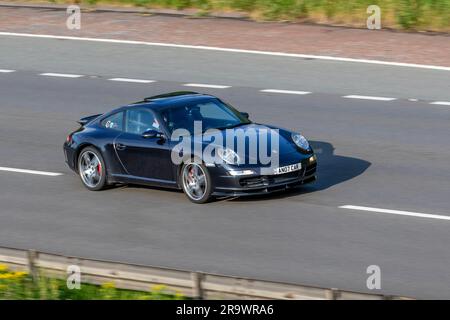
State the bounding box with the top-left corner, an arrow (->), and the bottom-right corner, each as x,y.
27,249 -> 39,282
325,288 -> 339,300
191,271 -> 204,300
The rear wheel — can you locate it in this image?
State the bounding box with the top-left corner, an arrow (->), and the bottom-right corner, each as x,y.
181,161 -> 213,204
78,147 -> 107,191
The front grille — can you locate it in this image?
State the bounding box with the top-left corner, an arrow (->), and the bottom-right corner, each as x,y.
271,170 -> 301,183
239,176 -> 269,188
239,161 -> 317,188
240,170 -> 301,187
239,163 -> 317,188
304,163 -> 317,176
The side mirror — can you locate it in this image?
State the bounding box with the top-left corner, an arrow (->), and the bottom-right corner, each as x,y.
240,112 -> 250,119
142,129 -> 164,139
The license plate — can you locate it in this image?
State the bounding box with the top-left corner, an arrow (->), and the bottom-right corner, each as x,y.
273,163 -> 301,175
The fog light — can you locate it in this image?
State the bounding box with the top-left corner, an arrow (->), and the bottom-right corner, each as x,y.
229,170 -> 255,176
309,155 -> 317,163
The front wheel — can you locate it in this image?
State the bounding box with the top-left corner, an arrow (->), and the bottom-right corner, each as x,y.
180,161 -> 213,204
78,146 -> 107,191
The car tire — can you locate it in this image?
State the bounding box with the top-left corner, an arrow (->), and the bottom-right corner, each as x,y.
77,146 -> 107,191
180,160 -> 213,204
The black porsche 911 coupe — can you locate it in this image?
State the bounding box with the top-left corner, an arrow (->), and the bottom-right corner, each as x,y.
64,92 -> 317,203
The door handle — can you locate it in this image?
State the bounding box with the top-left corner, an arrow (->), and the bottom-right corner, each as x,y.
115,143 -> 126,151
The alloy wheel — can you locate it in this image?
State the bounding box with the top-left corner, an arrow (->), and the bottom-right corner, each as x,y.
79,151 -> 103,188
182,163 -> 207,201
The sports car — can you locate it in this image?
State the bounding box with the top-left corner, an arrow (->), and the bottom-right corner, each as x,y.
63,92 -> 317,203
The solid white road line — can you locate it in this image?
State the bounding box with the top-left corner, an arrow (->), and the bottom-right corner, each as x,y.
39,72 -> 84,78
0,167 -> 63,176
430,101 -> 450,106
340,205 -> 450,221
1,32 -> 449,72
343,95 -> 396,101
183,83 -> 231,89
260,89 -> 311,95
0,69 -> 15,73
108,78 -> 155,83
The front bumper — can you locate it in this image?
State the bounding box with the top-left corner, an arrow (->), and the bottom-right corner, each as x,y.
210,157 -> 317,197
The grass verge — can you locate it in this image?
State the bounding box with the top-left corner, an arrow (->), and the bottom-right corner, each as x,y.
0,264 -> 185,300
18,0 -> 450,31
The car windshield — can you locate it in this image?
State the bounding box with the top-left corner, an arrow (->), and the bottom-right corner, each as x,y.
160,98 -> 250,135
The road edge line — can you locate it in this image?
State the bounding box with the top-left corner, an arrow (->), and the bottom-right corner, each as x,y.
1,32 -> 449,72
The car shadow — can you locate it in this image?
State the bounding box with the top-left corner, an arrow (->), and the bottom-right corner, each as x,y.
226,140 -> 371,202
120,141 -> 370,203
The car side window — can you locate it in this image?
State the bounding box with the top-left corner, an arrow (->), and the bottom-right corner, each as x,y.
101,112 -> 123,131
198,101 -> 236,121
125,108 -> 160,135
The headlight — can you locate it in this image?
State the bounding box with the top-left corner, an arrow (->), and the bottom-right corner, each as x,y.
217,148 -> 240,165
291,133 -> 310,151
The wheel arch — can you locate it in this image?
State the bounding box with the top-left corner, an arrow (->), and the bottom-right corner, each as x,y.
176,154 -> 205,188
74,143 -> 104,174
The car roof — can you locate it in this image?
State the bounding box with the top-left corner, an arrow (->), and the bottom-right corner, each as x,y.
126,91 -> 218,110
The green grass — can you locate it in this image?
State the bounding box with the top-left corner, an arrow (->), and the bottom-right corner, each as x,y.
0,264 -> 185,300
30,0 -> 450,30
66,0 -> 449,31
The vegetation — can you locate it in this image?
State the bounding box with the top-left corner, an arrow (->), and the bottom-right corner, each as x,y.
43,0 -> 450,31
0,264 -> 184,300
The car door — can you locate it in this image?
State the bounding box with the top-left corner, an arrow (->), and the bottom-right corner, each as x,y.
114,107 -> 175,183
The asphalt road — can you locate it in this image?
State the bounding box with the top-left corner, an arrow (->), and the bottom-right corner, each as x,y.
1,34 -> 450,299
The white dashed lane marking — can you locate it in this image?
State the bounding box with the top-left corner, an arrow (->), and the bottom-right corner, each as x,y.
430,101 -> 450,106
260,89 -> 311,95
39,73 -> 84,78
183,83 -> 231,89
340,205 -> 450,221
108,78 -> 156,83
343,95 -> 396,101
0,167 -> 63,176
1,68 -> 446,105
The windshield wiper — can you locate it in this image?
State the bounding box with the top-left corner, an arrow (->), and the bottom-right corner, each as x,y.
216,122 -> 250,131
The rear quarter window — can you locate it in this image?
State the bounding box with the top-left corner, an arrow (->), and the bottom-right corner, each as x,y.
101,112 -> 123,131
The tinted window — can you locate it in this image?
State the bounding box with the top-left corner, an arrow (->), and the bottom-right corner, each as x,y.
198,101 -> 237,121
101,112 -> 123,131
160,99 -> 250,134
126,108 -> 160,135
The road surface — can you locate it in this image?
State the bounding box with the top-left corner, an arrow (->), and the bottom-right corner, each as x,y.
0,34 -> 449,299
